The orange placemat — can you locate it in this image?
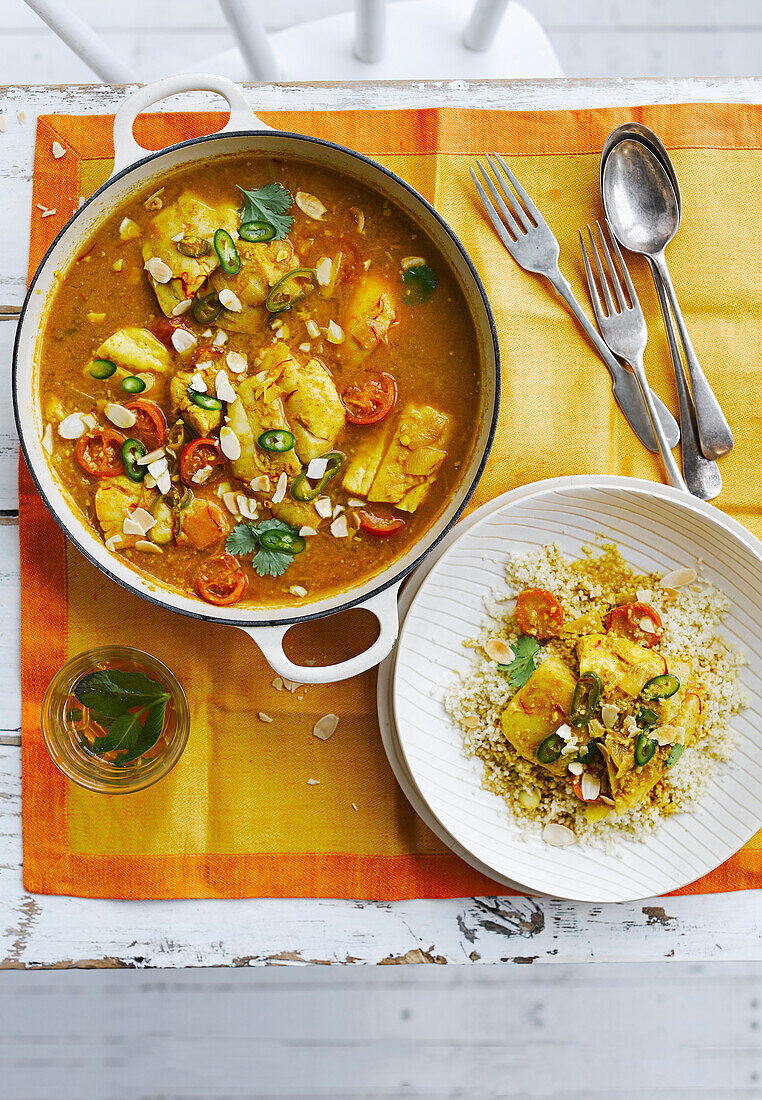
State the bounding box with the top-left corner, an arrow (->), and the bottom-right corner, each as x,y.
21,103 -> 762,899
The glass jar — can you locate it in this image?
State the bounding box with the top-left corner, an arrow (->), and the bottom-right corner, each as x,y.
41,646 -> 190,794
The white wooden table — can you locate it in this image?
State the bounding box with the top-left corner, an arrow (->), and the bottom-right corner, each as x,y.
2,78 -> 762,970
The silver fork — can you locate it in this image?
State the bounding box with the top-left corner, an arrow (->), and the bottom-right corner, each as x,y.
470,153 -> 679,453
579,221 -> 687,492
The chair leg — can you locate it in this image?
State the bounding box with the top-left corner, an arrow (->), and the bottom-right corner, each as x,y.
354,0 -> 387,64
23,0 -> 140,82
463,0 -> 511,53
218,0 -> 282,81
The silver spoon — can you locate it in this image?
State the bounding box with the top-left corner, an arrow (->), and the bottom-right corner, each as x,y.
603,139 -> 734,463
600,128 -> 722,500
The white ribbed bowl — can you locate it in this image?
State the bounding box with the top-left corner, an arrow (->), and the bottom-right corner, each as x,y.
393,476 -> 762,902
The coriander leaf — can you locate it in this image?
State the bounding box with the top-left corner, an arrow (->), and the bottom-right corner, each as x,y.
255,518 -> 294,536
237,184 -> 293,240
117,698 -> 167,765
252,546 -> 292,577
226,522 -> 261,556
401,263 -> 437,304
498,634 -> 541,689
74,668 -> 165,716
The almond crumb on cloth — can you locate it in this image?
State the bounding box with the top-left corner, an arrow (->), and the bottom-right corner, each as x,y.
313,714 -> 339,741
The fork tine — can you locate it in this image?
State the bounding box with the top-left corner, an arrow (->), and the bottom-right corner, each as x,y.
578,229 -> 607,331
586,224 -> 616,317
603,220 -> 640,309
474,160 -> 522,238
595,221 -> 628,312
491,151 -> 543,223
469,168 -> 518,253
484,153 -> 530,232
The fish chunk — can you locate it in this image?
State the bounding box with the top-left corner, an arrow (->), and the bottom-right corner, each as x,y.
577,633 -> 666,700
169,364 -> 223,436
500,655 -> 578,776
212,237 -> 300,333
227,347 -> 301,482
367,405 -> 448,512
94,327 -> 172,375
343,274 -> 397,366
142,192 -> 229,312
94,476 -> 144,545
278,356 -> 345,463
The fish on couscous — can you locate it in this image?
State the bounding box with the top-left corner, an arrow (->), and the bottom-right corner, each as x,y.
443,543 -> 748,850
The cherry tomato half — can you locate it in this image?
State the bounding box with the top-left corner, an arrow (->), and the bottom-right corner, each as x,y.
189,344 -> 225,366
125,399 -> 167,451
75,428 -> 126,477
515,588 -> 565,640
195,553 -> 247,606
179,438 -> 226,487
341,372 -> 397,425
606,602 -> 663,648
358,510 -> 406,537
152,316 -> 188,349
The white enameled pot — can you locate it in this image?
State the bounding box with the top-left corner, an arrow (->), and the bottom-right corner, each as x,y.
14,74 -> 500,683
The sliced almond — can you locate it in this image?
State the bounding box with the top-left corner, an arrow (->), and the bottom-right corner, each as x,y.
600,703 -> 619,729
51,141 -> 66,159
299,526 -> 317,537
172,299 -> 193,317
189,372 -> 207,393
330,515 -> 349,538
105,404 -> 136,429
57,413 -> 87,440
640,617 -> 656,634
258,712 -> 273,723
401,256 -> 426,270
171,329 -> 196,354
135,540 -> 162,554
461,715 -> 479,729
661,567 -> 697,589
226,350 -> 247,374
147,457 -> 168,479
325,320 -> 344,344
315,257 -> 333,286
295,191 -> 326,220
543,823 -> 576,848
314,497 -> 332,520
137,447 -> 165,466
157,470 -> 171,496
119,217 -> 141,241
144,256 -> 172,283
581,773 -> 601,801
272,471 -> 288,505
306,319 -> 320,338
213,329 -> 228,345
290,585 -> 308,598
313,713 -> 339,740
131,506 -> 156,534
250,475 -> 270,493
220,426 -> 241,461
272,677 -> 284,692
219,288 -> 242,312
567,760 -> 584,776
215,370 -> 237,404
556,723 -> 573,742
223,491 -> 240,515
123,515 -> 145,537
484,638 -> 514,664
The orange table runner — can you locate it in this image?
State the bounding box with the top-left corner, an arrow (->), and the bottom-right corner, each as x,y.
21,102 -> 762,899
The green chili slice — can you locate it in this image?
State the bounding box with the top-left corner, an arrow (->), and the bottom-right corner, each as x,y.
89,358 -> 116,380
570,671 -> 603,727
265,267 -> 316,314
666,743 -> 684,769
290,451 -> 344,502
177,235 -> 212,258
578,738 -> 603,764
121,376 -> 146,394
258,429 -> 295,453
189,391 -> 223,411
214,228 -> 241,275
122,438 -> 147,482
536,733 -> 564,765
641,673 -> 680,701
239,220 -> 276,243
192,286 -> 222,324
259,528 -> 306,555
637,706 -> 659,728
165,419 -> 188,457
634,731 -> 657,767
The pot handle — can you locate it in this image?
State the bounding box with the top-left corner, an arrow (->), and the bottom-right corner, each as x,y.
111,73 -> 274,176
237,583 -> 401,684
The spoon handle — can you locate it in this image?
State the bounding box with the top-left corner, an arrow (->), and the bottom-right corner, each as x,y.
650,252 -> 734,461
647,258 -> 722,500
